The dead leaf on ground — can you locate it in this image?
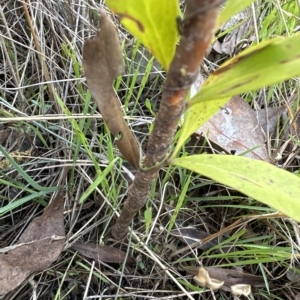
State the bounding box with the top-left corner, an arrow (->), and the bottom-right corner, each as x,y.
182,265 -> 264,292
71,242 -> 135,264
213,8 -> 255,56
170,227 -> 219,250
83,10 -> 140,169
193,267 -> 224,290
197,96 -> 270,161
255,106 -> 287,136
0,127 -> 11,146
0,191 -> 66,296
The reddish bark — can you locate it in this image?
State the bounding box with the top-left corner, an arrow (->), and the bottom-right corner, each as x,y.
112,0 -> 226,240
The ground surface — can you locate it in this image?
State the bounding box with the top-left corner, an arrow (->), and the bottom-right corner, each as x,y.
0,1 -> 300,299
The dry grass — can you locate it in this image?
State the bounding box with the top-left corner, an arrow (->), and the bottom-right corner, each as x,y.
0,1 -> 300,299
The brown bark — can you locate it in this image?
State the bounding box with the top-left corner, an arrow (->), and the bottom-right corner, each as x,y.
112,0 -> 226,240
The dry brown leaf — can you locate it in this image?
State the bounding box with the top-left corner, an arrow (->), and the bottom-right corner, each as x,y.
182,265 -> 264,292
0,191 -> 66,296
0,128 -> 11,146
256,106 -> 287,136
71,242 -> 135,264
212,8 -> 254,56
193,268 -> 224,290
197,96 -> 269,161
83,10 -> 140,169
170,227 -> 219,250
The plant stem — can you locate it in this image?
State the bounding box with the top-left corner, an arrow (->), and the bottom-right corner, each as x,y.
112,0 -> 225,240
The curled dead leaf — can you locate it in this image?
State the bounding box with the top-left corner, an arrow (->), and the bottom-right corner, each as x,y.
83,10 -> 140,169
182,264 -> 264,292
231,284 -> 252,296
193,268 -> 224,290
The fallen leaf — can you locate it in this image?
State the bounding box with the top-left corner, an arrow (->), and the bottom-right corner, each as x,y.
182,264 -> 264,292
71,242 -> 135,264
0,127 -> 11,146
0,191 -> 66,296
197,96 -> 269,161
83,10 -> 140,169
193,268 -> 224,290
170,227 -> 219,250
255,106 -> 287,136
213,7 -> 254,56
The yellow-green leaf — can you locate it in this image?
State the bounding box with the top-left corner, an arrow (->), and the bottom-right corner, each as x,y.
189,34 -> 300,105
172,154 -> 300,222
172,97 -> 229,157
105,0 -> 178,71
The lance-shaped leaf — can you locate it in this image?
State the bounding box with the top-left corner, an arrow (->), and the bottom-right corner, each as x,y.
182,265 -> 263,292
172,97 -> 229,157
71,242 -> 135,264
172,155 -> 300,223
105,0 -> 178,71
83,11 -> 140,169
189,34 -> 300,105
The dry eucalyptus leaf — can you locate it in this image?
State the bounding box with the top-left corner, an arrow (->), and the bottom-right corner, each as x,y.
83,10 -> 140,169
71,242 -> 135,264
255,106 -> 287,136
0,191 -> 66,296
182,265 -> 264,292
170,227 -> 218,250
197,96 -> 269,161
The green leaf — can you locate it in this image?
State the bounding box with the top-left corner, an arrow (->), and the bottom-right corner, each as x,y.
105,0 -> 178,71
218,0 -> 256,27
189,35 -> 300,105
172,97 -> 229,157
171,154 -> 300,222
0,191 -> 51,216
78,157 -> 119,204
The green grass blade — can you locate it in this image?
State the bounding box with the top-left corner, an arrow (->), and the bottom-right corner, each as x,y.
0,146 -> 60,192
78,157 -> 119,204
0,190 -> 53,216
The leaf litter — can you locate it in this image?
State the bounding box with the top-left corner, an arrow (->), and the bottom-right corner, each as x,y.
0,191 -> 66,296
196,96 -> 287,161
71,242 -> 135,264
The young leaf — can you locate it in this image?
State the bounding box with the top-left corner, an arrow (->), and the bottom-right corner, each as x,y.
218,0 -> 256,27
105,0 -> 178,71
171,155 -> 300,223
189,34 -> 300,105
83,11 -> 140,169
